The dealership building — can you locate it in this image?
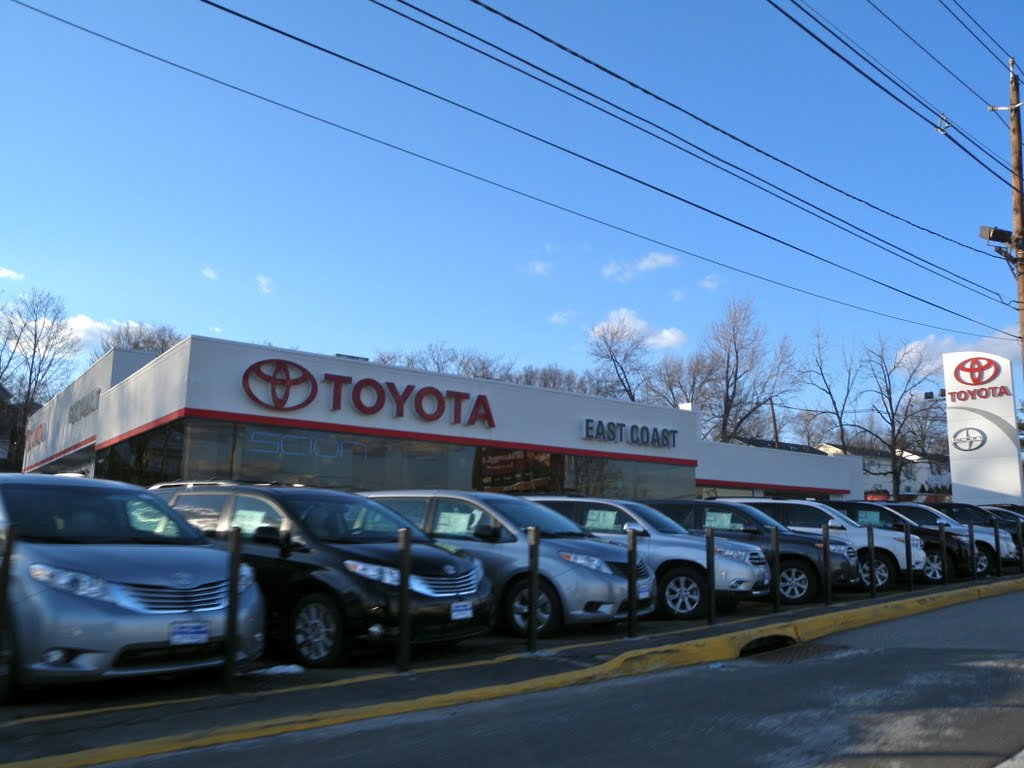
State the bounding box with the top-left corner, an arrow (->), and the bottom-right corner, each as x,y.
23,336 -> 864,499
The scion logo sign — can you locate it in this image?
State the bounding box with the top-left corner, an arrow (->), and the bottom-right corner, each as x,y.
951,428 -> 986,452
242,359 -> 318,411
953,357 -> 1000,386
242,358 -> 497,428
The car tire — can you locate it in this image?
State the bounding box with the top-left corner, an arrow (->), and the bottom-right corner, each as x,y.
291,593 -> 348,668
504,578 -> 562,638
777,559 -> 818,604
921,548 -> 945,583
858,551 -> 896,591
658,565 -> 708,619
975,544 -> 995,578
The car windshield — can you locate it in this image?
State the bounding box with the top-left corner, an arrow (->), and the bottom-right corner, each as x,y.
2,484 -> 204,544
486,496 -> 586,537
283,494 -> 431,544
719,502 -> 790,531
620,501 -> 690,535
888,504 -> 951,527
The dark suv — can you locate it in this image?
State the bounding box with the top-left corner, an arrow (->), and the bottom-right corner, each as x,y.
639,499 -> 860,604
150,482 -> 493,666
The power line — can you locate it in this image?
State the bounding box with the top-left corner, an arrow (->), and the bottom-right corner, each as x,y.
937,0 -> 1011,71
864,0 -> 1008,128
944,0 -> 1016,69
465,0 -> 1001,260
9,0 -> 1017,342
373,0 -> 1011,306
196,0 -> 1017,337
769,0 -> 1014,188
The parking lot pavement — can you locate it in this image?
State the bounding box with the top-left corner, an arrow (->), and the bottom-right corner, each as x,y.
3,577 -> 1024,768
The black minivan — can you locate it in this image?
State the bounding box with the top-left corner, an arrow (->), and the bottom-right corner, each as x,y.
150,482 -> 493,666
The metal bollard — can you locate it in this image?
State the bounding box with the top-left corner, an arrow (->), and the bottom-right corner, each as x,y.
968,522 -> 977,581
903,522 -> 914,593
938,524 -> 949,585
705,527 -> 716,626
867,526 -> 877,599
0,525 -> 16,684
223,526 -> 240,693
822,524 -> 832,606
771,527 -> 781,613
397,528 -> 411,671
1019,521 -> 1024,575
527,526 -> 539,653
627,528 -> 637,638
994,520 -> 1003,578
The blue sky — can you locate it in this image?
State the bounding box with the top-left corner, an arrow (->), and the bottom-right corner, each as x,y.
4,0 -> 1024,390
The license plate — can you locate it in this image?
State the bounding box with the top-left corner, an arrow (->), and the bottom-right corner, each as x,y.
170,621 -> 209,645
638,583 -> 650,600
450,601 -> 473,621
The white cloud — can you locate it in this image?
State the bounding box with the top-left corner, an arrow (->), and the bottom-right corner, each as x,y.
906,329 -> 1020,369
209,326 -> 224,334
525,260 -> 553,277
637,251 -> 677,272
0,268 -> 25,281
698,274 -> 720,291
602,251 -> 677,283
256,274 -> 272,294
671,289 -> 686,302
202,267 -> 218,280
69,314 -> 110,348
648,327 -> 687,349
590,308 -> 685,350
548,311 -> 572,325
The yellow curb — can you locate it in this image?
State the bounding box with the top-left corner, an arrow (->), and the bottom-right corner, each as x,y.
6,578 -> 1024,768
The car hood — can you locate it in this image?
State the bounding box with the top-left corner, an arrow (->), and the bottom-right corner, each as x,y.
20,541 -> 229,587
322,541 -> 476,576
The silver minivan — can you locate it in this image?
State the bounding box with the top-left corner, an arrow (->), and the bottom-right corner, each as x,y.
0,475 -> 265,701
364,490 -> 656,637
527,496 -> 771,618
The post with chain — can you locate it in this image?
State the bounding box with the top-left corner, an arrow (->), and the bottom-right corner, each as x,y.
397,527 -> 411,672
705,528 -> 716,626
771,526 -> 781,613
527,526 -> 539,653
968,522 -> 977,581
866,526 -> 877,599
627,527 -> 637,638
903,522 -> 914,593
0,525 -> 16,694
822,524 -> 832,606
994,520 -> 1003,578
939,524 -> 949,586
223,526 -> 240,693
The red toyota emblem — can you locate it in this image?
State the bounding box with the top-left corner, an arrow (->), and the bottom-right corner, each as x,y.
242,359 -> 318,411
953,357 -> 1001,386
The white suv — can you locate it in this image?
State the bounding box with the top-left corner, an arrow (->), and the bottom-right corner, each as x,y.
730,499 -> 927,591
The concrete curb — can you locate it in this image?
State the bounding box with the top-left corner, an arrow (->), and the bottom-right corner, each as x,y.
8,578 -> 1024,768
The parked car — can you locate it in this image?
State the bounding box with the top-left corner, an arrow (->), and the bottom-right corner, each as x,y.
364,490 -> 656,636
824,500 -> 976,584
639,498 -> 860,604
525,496 -> 770,618
730,499 -> 927,590
881,501 -> 1017,577
928,502 -> 1021,565
0,474 -> 265,702
151,482 -> 493,666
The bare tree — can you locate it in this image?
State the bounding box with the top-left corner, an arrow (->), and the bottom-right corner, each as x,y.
701,298 -> 799,442
4,289 -> 81,465
510,364 -> 600,395
801,326 -> 862,451
855,336 -> 943,498
90,321 -> 184,362
586,312 -> 650,402
374,343 -> 515,379
645,351 -> 719,437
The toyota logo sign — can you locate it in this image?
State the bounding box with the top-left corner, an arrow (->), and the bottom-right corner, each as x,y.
951,427 -> 987,452
243,359 -> 318,411
953,357 -> 1001,386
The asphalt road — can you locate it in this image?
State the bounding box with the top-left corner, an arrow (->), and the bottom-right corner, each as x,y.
87,589 -> 1024,768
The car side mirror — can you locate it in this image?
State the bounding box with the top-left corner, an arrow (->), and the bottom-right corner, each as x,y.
829,521 -> 845,530
622,521 -> 648,536
253,525 -> 281,545
741,526 -> 761,535
472,523 -> 503,542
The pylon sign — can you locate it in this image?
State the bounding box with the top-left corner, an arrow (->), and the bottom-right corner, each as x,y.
942,351 -> 1023,503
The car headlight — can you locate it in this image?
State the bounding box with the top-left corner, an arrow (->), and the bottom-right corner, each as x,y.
815,542 -> 849,555
912,536 -> 925,548
29,563 -> 111,602
712,545 -> 749,561
559,551 -> 612,574
344,559 -> 401,586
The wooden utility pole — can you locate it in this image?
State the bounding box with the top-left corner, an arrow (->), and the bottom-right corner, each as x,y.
1010,59 -> 1024,370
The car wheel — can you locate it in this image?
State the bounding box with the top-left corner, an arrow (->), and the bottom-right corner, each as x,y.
858,552 -> 896,591
504,578 -> 562,638
777,560 -> 818,604
975,544 -> 995,578
921,549 -> 945,583
292,593 -> 348,668
658,565 -> 707,619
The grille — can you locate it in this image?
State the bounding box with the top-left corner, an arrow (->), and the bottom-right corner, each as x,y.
746,551 -> 768,567
608,560 -> 651,579
122,581 -> 229,613
412,569 -> 481,597
116,640 -> 225,668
